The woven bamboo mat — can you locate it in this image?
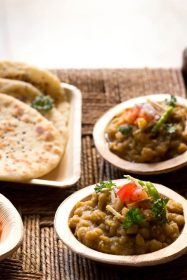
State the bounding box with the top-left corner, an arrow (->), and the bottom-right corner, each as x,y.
0,69 -> 187,280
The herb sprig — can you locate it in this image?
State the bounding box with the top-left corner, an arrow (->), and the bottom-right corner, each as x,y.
165,95 -> 177,107
94,180 -> 116,193
32,95 -> 54,112
152,198 -> 168,224
123,208 -> 145,229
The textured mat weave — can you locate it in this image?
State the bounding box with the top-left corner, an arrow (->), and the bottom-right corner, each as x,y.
0,69 -> 186,280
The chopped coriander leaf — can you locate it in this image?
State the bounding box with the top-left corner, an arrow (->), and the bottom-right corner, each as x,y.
32,95 -> 54,112
165,95 -> 177,107
118,124 -> 133,135
164,123 -> 176,134
123,208 -> 145,229
152,198 -> 168,224
94,180 -> 116,193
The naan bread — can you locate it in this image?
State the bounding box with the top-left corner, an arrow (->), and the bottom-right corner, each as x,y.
42,109 -> 68,146
0,93 -> 63,181
0,78 -> 42,102
0,78 -> 68,144
0,61 -> 70,143
0,61 -> 65,102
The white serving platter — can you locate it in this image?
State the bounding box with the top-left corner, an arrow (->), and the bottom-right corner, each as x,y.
26,83 -> 82,188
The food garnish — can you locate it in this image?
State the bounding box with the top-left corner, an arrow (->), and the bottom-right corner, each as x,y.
106,94 -> 187,163
124,175 -> 160,200
122,207 -> 145,229
165,95 -> 177,107
151,96 -> 177,134
120,106 -> 140,124
106,205 -> 123,219
116,181 -> 148,204
118,124 -> 133,135
152,198 -> 168,224
151,106 -> 173,134
122,176 -> 168,227
94,180 -> 116,193
31,95 -> 54,112
164,123 -> 176,135
95,176 -> 168,229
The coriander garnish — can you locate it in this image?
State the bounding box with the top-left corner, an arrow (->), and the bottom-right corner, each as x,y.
123,208 -> 145,229
31,95 -> 54,112
94,180 -> 116,193
152,198 -> 168,224
118,124 -> 133,135
165,95 -> 177,107
164,123 -> 176,135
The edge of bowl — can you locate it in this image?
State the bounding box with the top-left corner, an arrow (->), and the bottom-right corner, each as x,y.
0,193 -> 24,261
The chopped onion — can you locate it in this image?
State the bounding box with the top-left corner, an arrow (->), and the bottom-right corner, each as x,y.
106,205 -> 122,219
110,190 -> 116,204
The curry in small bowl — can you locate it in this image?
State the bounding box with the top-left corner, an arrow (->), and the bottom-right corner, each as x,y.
105,96 -> 187,163
54,176 -> 187,266
69,176 -> 185,255
93,94 -> 187,174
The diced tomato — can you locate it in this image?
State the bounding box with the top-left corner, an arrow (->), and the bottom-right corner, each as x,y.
117,182 -> 148,204
117,182 -> 137,203
119,106 -> 140,125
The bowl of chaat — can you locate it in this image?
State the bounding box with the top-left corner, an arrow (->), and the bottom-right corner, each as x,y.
93,94 -> 187,174
54,175 -> 187,266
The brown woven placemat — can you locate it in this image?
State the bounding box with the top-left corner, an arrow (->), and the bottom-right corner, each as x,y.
0,68 -> 186,280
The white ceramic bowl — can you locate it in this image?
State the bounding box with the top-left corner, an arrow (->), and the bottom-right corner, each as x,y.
54,179 -> 187,266
93,94 -> 187,175
0,194 -> 23,261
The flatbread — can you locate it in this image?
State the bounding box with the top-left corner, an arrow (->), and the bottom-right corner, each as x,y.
0,78 -> 42,102
42,108 -> 68,146
0,61 -> 70,144
0,78 -> 68,144
0,61 -> 65,102
0,93 -> 63,181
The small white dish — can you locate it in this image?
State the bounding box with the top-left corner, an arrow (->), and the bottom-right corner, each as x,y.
54,179 -> 187,267
0,193 -> 23,261
93,94 -> 187,175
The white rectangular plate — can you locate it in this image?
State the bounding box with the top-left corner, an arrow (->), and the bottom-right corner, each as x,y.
28,83 -> 82,188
